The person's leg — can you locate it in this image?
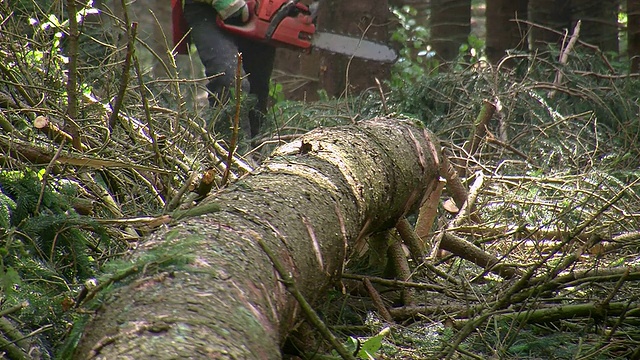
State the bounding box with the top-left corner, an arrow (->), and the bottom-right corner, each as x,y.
239,40 -> 277,139
182,2 -> 251,132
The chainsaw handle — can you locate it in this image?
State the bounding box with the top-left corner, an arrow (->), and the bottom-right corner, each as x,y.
215,0 -> 258,32
266,1 -> 298,40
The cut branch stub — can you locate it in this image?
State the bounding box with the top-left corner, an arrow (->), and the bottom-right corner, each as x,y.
72,117 -> 441,359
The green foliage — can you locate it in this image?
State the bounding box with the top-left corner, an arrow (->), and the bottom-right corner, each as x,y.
0,170 -> 110,350
390,6 -> 436,88
355,327 -> 388,359
101,230 -> 199,281
270,80 -> 286,105
460,34 -> 485,64
55,313 -> 90,360
1,171 -> 66,224
321,327 -> 390,360
390,6 -> 487,88
0,266 -> 21,298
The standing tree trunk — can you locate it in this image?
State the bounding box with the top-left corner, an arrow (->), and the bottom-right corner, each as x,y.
273,0 -> 394,100
571,0 -> 619,54
630,0 -> 640,72
71,118 -> 441,359
485,0 -> 529,65
527,0 -> 571,51
430,0 -> 471,64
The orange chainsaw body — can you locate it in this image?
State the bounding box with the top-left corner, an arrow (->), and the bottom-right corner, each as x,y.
217,0 -> 316,50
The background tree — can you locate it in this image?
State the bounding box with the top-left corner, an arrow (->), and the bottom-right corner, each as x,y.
628,0 -> 640,72
485,0 -> 528,65
527,0 -> 571,51
430,0 -> 471,63
571,0 -> 619,54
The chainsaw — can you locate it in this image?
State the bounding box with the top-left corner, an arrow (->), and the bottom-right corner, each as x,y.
216,0 -> 397,62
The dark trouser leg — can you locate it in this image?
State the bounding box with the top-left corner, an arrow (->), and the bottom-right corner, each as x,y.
182,2 -> 251,134
239,40 -> 276,139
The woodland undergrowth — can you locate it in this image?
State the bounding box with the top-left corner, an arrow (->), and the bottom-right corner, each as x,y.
337,38 -> 640,360
0,1 -> 639,360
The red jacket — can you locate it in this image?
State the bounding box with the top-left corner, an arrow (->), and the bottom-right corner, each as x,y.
171,0 -> 189,54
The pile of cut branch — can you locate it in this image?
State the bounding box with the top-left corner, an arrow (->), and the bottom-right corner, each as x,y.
328,39 -> 640,359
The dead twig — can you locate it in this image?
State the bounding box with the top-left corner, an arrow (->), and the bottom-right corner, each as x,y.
396,217 -> 427,264
108,22 -> 137,130
460,100 -> 496,174
431,171 -> 484,259
387,231 -> 414,305
65,0 -> 82,151
549,20 -> 581,98
222,52 -> 244,186
363,277 -> 394,323
440,150 -> 481,224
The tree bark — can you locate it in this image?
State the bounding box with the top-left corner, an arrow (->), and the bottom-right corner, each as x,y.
571,0 -> 619,54
527,0 -> 571,51
72,118 -> 441,359
629,0 -> 640,72
430,0 -> 471,64
485,0 -> 529,65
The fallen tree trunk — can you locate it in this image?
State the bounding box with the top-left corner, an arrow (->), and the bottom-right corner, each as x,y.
71,117 -> 441,359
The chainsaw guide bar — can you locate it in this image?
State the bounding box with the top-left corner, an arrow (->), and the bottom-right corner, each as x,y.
311,31 -> 398,63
